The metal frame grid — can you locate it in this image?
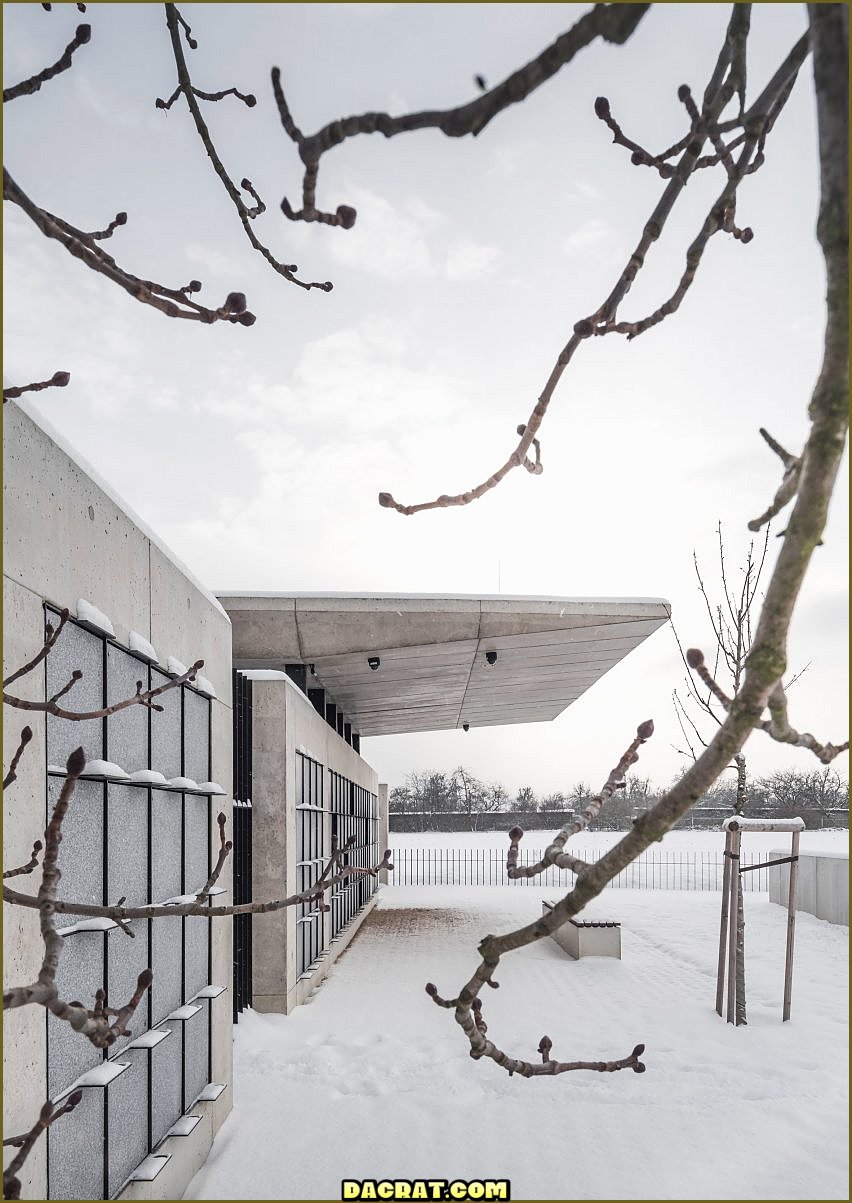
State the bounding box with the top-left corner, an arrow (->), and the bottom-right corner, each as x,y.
295,750 -> 325,976
328,772 -> 379,940
43,607 -> 212,1200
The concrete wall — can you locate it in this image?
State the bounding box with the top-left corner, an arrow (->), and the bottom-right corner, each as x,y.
769,849 -> 849,926
248,674 -> 379,1013
3,401 -> 234,1199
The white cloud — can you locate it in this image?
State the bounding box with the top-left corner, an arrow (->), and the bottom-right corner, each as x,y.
327,186 -> 434,279
560,218 -> 612,257
185,242 -> 256,281
444,239 -> 500,282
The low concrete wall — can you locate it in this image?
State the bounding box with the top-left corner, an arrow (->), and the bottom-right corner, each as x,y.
769,850 -> 849,926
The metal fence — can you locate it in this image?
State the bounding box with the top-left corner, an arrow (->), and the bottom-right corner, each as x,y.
389,847 -> 777,891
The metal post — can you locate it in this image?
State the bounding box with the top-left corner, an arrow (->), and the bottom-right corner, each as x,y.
726,827 -> 741,1023
782,829 -> 800,1021
716,829 -> 733,1016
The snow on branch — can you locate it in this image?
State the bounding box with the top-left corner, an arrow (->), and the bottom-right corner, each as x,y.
157,4 -> 331,294
379,15 -> 810,515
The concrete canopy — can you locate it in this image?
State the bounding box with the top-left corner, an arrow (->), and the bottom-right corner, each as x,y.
216,593 -> 670,737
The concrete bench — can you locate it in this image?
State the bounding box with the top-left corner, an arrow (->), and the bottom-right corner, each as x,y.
542,901 -> 621,959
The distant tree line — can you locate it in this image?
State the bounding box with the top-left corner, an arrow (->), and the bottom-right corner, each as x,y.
389,766 -> 849,831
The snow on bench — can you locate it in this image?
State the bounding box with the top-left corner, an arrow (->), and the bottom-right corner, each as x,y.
542,901 -> 622,960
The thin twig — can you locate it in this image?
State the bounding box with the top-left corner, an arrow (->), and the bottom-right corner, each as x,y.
3,372 -> 70,403
3,22 -> 90,103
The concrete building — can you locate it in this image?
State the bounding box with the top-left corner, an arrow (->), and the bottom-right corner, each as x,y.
4,399 -> 669,1199
4,402 -> 233,1201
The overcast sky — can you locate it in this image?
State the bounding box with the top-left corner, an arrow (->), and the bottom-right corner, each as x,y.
4,3 -> 847,797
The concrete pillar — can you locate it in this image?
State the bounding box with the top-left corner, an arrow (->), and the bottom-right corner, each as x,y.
378,783 -> 389,884
250,681 -> 293,1013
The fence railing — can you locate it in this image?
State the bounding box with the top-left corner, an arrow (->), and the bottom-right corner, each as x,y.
389,847 -> 776,891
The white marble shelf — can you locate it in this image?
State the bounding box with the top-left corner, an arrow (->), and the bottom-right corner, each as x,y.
189,984 -> 227,1001
53,1059 -> 130,1102
124,1027 -> 172,1051
194,1082 -> 226,1103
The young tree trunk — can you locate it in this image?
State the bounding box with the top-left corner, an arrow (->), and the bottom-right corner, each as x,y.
734,753 -> 748,1026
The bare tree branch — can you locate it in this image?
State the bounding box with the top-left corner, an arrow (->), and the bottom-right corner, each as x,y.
159,4 -> 332,293
425,4 -> 847,1072
3,726 -> 34,790
5,657 -> 204,719
380,10 -> 810,515
2,22 -> 90,103
3,371 -> 70,403
748,427 -> 803,530
3,169 -> 258,325
3,1093 -> 83,1200
687,648 -> 849,765
273,3 -> 650,226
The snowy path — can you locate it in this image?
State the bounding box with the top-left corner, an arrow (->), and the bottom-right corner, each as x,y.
187,887 -> 848,1200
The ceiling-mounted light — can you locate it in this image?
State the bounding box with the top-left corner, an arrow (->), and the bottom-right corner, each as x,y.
367,656 -> 381,671
485,651 -> 498,666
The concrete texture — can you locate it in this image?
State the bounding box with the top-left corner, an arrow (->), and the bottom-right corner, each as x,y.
3,401 -> 233,1199
247,674 -> 379,1013
769,850 -> 849,926
219,593 -> 670,735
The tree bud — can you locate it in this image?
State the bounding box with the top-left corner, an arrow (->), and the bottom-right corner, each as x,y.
51,371 -> 71,387
686,648 -> 704,669
336,205 -> 357,229
223,291 -> 247,314
76,23 -> 91,44
637,719 -> 654,740
594,96 -> 610,119
508,826 -> 524,842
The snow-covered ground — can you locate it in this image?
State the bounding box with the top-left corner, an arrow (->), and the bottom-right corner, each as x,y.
187,877 -> 848,1200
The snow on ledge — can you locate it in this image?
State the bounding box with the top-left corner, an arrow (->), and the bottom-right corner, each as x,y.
76,598 -> 115,637
195,674 -> 217,698
82,759 -> 129,780
196,781 -> 227,795
167,775 -> 199,790
722,816 -> 806,832
167,656 -> 188,677
129,630 -> 159,662
128,769 -> 168,784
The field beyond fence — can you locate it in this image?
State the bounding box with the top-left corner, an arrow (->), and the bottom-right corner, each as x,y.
388,847 -> 777,890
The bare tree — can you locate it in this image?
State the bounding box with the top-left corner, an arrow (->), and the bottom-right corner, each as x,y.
423,4 -> 847,1076
2,0 -> 848,1173
670,523 -> 773,1023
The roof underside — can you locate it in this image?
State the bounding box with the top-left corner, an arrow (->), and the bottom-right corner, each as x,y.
217,593 -> 670,737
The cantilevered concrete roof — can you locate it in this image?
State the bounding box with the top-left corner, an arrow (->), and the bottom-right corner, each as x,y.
216,593 -> 670,737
